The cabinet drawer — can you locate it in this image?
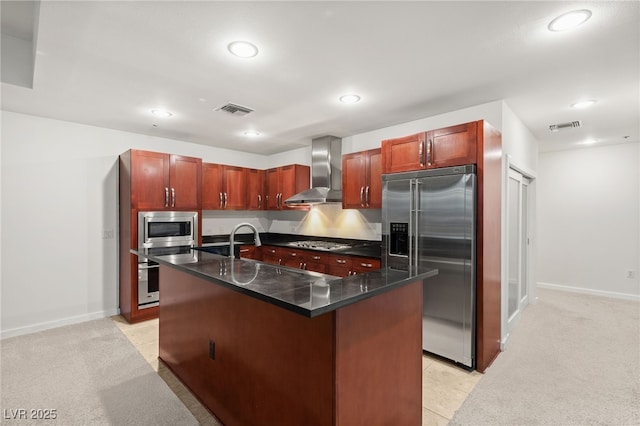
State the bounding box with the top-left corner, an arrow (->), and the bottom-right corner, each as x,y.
351,258 -> 381,273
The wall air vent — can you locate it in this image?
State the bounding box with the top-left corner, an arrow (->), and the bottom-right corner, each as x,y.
215,103 -> 254,116
549,120 -> 582,132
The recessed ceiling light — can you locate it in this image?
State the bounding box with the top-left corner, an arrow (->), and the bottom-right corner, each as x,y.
339,94 -> 361,104
548,9 -> 592,32
243,130 -> 260,137
571,99 -> 597,109
580,138 -> 597,145
228,41 -> 259,58
151,109 -> 173,118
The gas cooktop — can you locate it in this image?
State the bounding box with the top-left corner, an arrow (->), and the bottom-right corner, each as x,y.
287,240 -> 352,251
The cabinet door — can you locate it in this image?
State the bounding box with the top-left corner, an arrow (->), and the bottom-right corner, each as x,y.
265,168 -> 281,210
426,121 -> 477,168
280,165 -> 310,207
262,246 -> 281,265
246,169 -> 264,210
132,150 -> 170,209
170,154 -> 201,209
342,152 -> 367,209
222,166 -> 247,210
281,248 -> 305,269
202,163 -> 223,210
366,149 -> 382,209
381,132 -> 426,174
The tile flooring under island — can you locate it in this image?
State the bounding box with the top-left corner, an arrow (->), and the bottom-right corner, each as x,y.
113,315 -> 481,425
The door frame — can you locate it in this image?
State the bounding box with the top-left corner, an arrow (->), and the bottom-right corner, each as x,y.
501,155 -> 536,349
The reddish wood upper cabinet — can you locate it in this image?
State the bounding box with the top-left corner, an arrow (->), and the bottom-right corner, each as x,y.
265,165 -> 310,210
246,168 -> 265,210
202,163 -> 247,210
131,150 -> 201,210
427,121 -> 477,168
381,121 -> 478,173
381,132 -> 426,174
342,148 -> 382,209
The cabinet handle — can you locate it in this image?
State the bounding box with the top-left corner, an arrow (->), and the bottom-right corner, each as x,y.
336,259 -> 346,264
360,263 -> 373,268
419,140 -> 424,167
269,249 -> 276,254
290,253 -> 297,257
279,193 -> 283,208
240,249 -> 249,253
171,187 -> 176,208
427,139 -> 433,166
219,192 -> 223,209
303,263 -> 307,270
224,192 -> 228,208
360,186 -> 365,207
365,186 -> 370,207
164,187 -> 169,207
312,255 -> 321,260
299,262 -> 303,269
258,194 -> 262,209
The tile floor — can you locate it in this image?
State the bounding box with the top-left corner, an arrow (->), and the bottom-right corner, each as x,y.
113,315 -> 482,425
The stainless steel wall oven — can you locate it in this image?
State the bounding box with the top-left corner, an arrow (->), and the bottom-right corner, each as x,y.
137,211 -> 198,308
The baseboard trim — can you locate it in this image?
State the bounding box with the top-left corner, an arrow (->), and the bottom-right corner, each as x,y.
537,282 -> 640,302
1,309 -> 120,340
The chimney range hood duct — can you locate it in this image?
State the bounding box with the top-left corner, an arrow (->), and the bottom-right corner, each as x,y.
284,135 -> 342,205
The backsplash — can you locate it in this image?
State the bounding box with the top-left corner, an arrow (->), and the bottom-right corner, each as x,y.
202,204 -> 381,241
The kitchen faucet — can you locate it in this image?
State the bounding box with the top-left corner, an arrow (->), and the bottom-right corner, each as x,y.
229,222 -> 262,260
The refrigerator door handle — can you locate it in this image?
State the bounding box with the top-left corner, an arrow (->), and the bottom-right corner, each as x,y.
408,179 -> 414,268
413,179 -> 421,271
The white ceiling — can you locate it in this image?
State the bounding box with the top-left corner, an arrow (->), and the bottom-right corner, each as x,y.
1,1 -> 638,155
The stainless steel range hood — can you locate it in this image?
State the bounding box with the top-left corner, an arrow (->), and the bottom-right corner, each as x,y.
284,135 -> 342,205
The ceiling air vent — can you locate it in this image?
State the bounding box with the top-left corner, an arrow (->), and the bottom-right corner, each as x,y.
215,103 -> 254,116
549,120 -> 582,132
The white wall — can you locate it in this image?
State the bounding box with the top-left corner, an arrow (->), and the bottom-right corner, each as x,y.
0,111 -> 268,338
537,142 -> 640,300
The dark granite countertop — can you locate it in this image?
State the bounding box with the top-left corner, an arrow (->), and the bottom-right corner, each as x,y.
132,249 -> 436,318
202,233 -> 382,259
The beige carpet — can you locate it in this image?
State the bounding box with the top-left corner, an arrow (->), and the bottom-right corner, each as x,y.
451,288 -> 640,425
0,318 -> 198,425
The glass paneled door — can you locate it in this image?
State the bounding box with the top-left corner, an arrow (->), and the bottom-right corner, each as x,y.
504,168 -> 532,339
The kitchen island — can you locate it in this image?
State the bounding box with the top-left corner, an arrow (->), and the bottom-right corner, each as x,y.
140,249 -> 437,426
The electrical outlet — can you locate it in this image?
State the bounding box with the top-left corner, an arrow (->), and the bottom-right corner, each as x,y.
626,270 -> 636,279
102,229 -> 114,239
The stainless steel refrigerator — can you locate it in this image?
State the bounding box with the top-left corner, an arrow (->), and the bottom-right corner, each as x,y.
382,165 -> 476,368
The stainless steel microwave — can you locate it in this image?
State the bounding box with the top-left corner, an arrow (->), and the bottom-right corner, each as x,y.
138,211 -> 198,250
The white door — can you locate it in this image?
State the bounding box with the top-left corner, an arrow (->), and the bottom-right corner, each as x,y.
505,168 -> 532,337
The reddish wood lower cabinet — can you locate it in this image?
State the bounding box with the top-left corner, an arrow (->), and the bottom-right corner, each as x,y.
238,245 -> 262,261
159,265 -> 422,425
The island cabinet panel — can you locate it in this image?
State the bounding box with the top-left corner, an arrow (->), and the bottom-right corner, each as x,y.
342,148 -> 382,209
159,266 -> 334,426
265,164 -> 310,210
130,150 -> 201,210
202,163 -> 247,210
159,266 -> 422,426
